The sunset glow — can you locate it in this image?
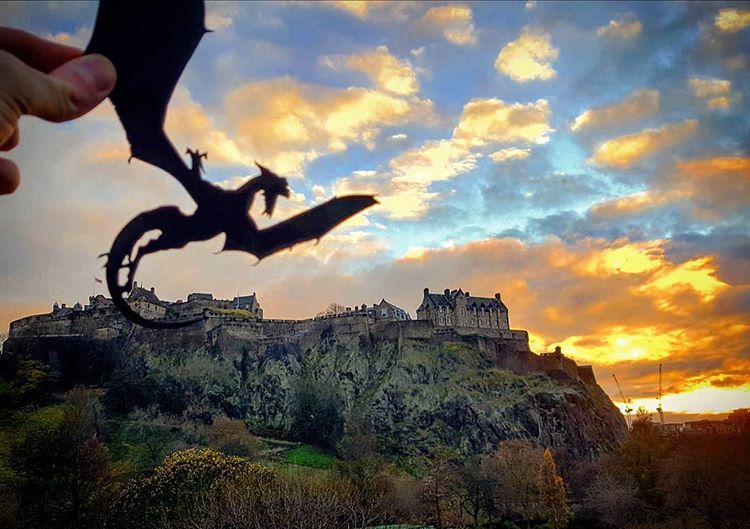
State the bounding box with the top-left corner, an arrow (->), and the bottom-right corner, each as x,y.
1,1 -> 748,420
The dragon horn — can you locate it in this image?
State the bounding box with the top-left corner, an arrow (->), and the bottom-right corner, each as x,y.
255,161 -> 275,176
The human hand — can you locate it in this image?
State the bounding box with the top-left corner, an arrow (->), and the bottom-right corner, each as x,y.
0,26 -> 116,195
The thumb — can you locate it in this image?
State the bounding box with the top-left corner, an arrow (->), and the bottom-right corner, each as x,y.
8,53 -> 116,123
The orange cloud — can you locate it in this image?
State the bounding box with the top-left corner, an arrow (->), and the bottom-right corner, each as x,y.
495,27 -> 558,82
490,147 -> 532,163
715,8 -> 750,33
223,76 -> 433,175
662,157 -> 750,217
321,45 -> 420,96
596,14 -> 642,39
422,4 -> 477,46
453,98 -> 553,146
571,89 -> 659,132
589,119 -> 698,168
322,1 -> 416,22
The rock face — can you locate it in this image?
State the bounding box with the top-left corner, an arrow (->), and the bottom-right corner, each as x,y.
3,320 -> 627,459
223,327 -> 625,459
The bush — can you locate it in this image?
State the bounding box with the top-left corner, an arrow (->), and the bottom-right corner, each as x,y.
290,376 -> 344,449
107,448 -> 276,529
209,416 -> 261,458
9,388 -> 115,529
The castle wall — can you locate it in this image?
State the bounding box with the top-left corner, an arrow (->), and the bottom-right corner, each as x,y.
539,353 -> 580,380
5,295 -> 599,389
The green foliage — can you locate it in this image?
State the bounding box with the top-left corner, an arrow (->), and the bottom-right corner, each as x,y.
291,375 -> 344,449
286,445 -> 335,469
618,407 -> 668,499
107,407 -> 204,470
0,360 -> 48,407
8,388 -> 115,529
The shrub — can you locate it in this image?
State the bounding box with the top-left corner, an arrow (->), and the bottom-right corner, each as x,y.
209,416 -> 261,458
290,376 -> 344,449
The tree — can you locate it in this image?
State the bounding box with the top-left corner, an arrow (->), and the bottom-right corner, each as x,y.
484,440 -> 543,528
421,447 -> 462,529
316,303 -> 346,317
455,455 -> 495,528
618,406 -> 668,500
10,388 -> 115,529
538,448 -> 572,529
210,416 -> 261,458
0,359 -> 48,407
291,376 -> 344,449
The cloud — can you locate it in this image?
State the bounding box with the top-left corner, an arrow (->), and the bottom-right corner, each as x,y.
321,45 -> 420,96
688,77 -> 735,109
689,77 -> 731,98
222,76 -> 433,175
390,139 -> 477,185
715,8 -> 750,33
495,27 -> 559,82
659,157 -> 750,218
596,14 -> 642,39
328,93 -> 553,219
330,139 -> 476,219
588,191 -> 677,219
46,27 -> 91,48
570,89 -> 659,132
321,1 -> 417,22
453,98 -> 553,146
206,13 -> 233,30
490,147 -> 532,163
589,119 -> 698,168
422,4 -> 478,46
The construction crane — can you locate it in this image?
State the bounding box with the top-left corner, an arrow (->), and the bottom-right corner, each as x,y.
656,363 -> 665,427
612,374 -> 633,428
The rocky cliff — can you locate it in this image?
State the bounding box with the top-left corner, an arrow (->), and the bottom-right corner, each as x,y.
2,319 -> 627,459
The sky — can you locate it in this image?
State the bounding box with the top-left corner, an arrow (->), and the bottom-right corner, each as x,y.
1,1 -> 748,422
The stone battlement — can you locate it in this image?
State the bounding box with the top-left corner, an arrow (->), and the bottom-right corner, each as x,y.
5,288 -> 596,386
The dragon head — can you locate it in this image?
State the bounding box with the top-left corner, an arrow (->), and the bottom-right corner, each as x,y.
255,162 -> 290,216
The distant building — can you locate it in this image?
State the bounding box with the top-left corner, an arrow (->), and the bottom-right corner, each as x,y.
372,299 -> 411,322
187,293 -> 213,302
232,293 -> 263,318
127,282 -> 166,319
416,288 -> 509,330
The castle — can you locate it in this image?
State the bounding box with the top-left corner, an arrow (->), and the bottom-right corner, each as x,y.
5,286 -> 597,386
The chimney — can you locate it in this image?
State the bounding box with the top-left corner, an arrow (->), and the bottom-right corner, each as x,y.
423,287 -> 429,295
554,345 -> 562,355
133,281 -> 138,289
150,287 -> 155,294
444,288 -> 450,296
495,292 -> 502,301
465,291 -> 470,297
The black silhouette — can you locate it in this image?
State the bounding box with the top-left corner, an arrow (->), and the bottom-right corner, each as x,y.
85,1 -> 376,328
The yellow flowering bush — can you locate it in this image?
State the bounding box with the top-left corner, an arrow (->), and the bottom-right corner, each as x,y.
107,448 -> 277,529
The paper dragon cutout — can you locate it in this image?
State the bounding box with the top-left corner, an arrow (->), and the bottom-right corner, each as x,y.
85,1 -> 376,328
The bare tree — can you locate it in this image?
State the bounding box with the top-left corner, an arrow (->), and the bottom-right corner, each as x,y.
316,303 -> 346,317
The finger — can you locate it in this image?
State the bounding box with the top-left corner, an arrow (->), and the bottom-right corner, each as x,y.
2,51 -> 116,122
0,26 -> 82,73
0,127 -> 18,151
0,157 -> 20,195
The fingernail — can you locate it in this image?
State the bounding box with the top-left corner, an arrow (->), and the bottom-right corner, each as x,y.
68,54 -> 117,96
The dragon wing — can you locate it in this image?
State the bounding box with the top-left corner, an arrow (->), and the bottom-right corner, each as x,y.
223,195 -> 378,260
85,0 -> 207,179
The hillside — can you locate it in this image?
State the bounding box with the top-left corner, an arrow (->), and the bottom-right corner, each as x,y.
3,317 -> 626,458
